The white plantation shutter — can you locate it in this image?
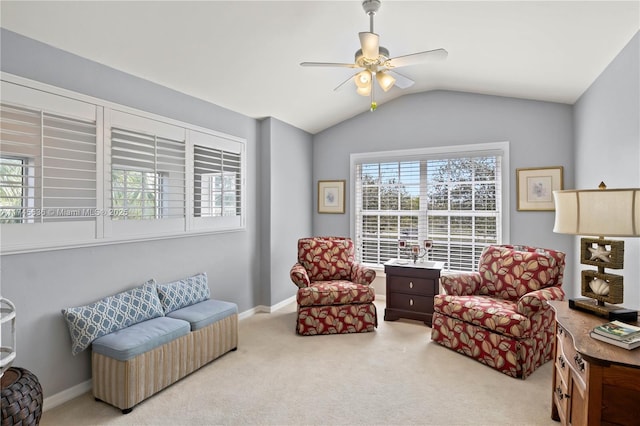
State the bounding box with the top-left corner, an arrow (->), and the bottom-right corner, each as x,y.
42,112 -> 97,221
1,76 -> 246,253
0,103 -> 97,223
111,127 -> 185,220
193,145 -> 241,217
354,146 -> 505,272
190,129 -> 245,231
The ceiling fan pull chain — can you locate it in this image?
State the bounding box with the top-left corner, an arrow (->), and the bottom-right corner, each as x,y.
370,77 -> 377,111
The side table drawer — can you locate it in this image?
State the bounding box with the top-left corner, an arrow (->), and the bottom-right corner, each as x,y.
387,276 -> 437,296
558,325 -> 588,388
555,333 -> 570,385
388,293 -> 434,314
553,365 -> 569,423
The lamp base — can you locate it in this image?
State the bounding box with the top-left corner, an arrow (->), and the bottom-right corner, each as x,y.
568,298 -> 639,323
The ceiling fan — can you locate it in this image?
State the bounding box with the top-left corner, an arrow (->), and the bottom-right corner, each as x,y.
300,0 -> 448,111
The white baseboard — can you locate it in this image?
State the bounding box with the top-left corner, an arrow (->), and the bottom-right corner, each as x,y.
238,295 -> 295,318
43,379 -> 92,412
44,296 -> 298,411
269,295 -> 296,312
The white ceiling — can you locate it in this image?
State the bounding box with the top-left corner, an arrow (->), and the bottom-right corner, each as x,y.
1,1 -> 639,134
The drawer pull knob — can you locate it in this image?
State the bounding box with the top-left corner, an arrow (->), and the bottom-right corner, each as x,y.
573,354 -> 585,372
556,386 -> 570,400
409,282 -> 413,289
410,299 -> 414,306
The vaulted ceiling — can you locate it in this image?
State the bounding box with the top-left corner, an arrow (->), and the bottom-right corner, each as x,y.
1,1 -> 638,134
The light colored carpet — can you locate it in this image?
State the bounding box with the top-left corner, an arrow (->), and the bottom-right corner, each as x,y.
41,300 -> 557,426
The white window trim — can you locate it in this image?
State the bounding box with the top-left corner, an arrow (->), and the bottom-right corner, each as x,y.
1,73 -> 246,255
349,142 -> 511,265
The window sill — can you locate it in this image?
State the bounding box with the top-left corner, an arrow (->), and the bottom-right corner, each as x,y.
0,226 -> 245,256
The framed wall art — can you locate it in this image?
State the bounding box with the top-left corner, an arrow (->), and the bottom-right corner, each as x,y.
516,166 -> 563,211
317,180 -> 345,214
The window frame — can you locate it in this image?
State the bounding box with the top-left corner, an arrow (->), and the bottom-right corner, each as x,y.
1,73 -> 246,255
350,142 -> 510,272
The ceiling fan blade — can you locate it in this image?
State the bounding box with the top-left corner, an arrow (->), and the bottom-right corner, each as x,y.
387,48 -> 448,69
387,70 -> 415,89
300,62 -> 358,68
333,73 -> 359,91
359,32 -> 379,59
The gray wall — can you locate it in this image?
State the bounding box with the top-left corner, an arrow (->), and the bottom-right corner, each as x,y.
313,90 -> 575,287
0,29 -> 313,397
259,118 -> 313,306
574,31 -> 640,310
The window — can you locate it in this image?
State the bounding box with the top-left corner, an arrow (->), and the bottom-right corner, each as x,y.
353,143 -> 508,272
110,127 -> 185,221
0,156 -> 30,223
190,129 -> 244,232
111,169 -> 163,219
194,145 -> 241,218
0,76 -> 246,254
0,102 -> 97,224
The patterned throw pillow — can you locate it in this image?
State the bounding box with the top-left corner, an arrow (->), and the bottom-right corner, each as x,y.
156,272 -> 210,314
61,279 -> 164,356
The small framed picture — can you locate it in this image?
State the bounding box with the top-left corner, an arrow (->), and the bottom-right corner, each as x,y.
318,180 -> 345,214
516,166 -> 563,211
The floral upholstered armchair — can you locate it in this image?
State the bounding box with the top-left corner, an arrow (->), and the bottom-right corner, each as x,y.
431,245 -> 565,379
290,237 -> 378,335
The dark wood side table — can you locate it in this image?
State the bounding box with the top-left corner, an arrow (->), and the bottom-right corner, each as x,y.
548,300 -> 640,426
383,259 -> 443,326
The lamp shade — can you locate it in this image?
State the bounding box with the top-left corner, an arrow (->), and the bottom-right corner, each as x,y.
553,188 -> 640,237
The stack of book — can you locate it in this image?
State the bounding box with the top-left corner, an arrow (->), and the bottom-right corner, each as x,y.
590,320 -> 640,350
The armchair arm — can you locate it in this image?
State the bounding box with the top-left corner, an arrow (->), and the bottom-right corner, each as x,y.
517,286 -> 565,317
350,263 -> 377,285
290,263 -> 310,289
441,272 -> 482,295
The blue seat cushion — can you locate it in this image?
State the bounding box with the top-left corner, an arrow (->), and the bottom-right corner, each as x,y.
92,316 -> 190,361
167,299 -> 238,331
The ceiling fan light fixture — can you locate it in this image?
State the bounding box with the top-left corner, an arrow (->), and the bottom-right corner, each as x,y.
376,71 -> 396,91
354,70 -> 372,88
356,85 -> 371,96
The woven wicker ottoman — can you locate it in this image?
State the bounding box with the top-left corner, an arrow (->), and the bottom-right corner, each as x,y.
92,300 -> 238,413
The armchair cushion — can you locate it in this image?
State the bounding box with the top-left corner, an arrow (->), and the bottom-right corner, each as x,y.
434,295 -> 532,338
297,237 -> 354,281
477,245 -> 564,301
297,281 -> 376,307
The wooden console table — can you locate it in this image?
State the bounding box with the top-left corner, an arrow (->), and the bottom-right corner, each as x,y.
548,301 -> 640,426
383,259 -> 443,326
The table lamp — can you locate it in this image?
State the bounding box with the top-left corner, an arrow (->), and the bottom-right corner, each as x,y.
553,183 -> 639,321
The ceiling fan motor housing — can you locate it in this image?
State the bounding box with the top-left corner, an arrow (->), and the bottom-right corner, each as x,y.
355,46 -> 390,69
362,0 -> 381,15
